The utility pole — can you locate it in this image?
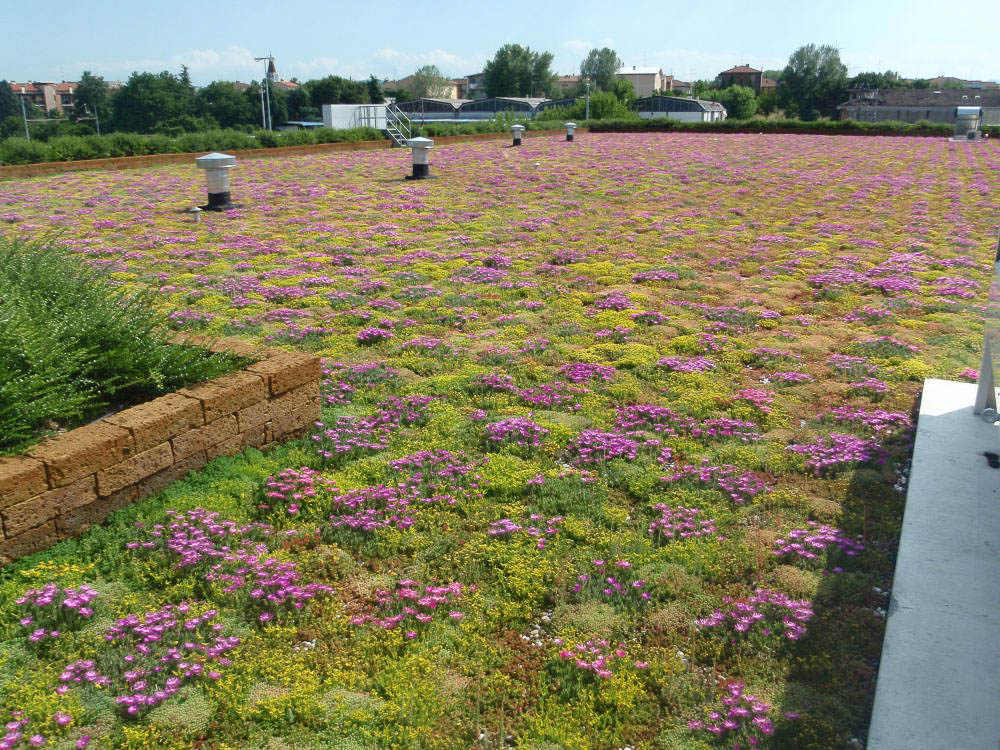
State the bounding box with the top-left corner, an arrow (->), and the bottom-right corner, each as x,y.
21,96 -> 29,139
585,79 -> 591,121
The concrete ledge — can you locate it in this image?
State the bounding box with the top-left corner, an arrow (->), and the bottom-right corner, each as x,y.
868,379 -> 1000,749
0,345 -> 322,565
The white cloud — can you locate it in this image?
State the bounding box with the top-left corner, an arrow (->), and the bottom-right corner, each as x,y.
287,57 -> 340,79
70,45 -> 261,84
66,45 -> 490,86
648,48 -> 786,81
356,48 -> 485,79
563,39 -> 594,53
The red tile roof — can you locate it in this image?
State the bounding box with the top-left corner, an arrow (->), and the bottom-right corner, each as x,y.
721,65 -> 761,74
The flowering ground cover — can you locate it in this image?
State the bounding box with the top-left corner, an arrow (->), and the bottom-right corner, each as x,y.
0,133 -> 997,749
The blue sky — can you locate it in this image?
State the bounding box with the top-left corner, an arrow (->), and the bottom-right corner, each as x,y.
2,0 -> 997,85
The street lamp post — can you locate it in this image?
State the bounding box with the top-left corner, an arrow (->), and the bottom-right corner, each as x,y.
254,55 -> 275,130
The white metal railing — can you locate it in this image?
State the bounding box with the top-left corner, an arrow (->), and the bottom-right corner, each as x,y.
973,227 -> 1000,416
355,105 -> 376,129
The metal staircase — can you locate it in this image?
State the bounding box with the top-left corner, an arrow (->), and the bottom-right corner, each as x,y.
385,103 -> 411,146
351,104 -> 412,146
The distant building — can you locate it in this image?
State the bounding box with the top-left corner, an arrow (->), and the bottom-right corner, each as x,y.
670,79 -> 693,96
837,88 -> 1000,125
394,98 -> 468,121
555,75 -> 581,95
536,97 -> 580,112
717,65 -> 769,93
11,81 -> 75,116
9,80 -> 124,116
465,72 -> 488,99
616,66 -> 671,98
260,59 -> 299,91
927,76 -> 999,90
383,74 -> 461,99
458,97 -> 548,119
635,96 -> 726,122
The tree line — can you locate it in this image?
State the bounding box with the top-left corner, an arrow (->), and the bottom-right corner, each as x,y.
0,68 -> 385,139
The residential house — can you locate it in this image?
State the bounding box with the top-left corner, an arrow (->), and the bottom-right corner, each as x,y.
927,76 -> 999,90
10,81 -> 81,116
670,79 -> 693,95
465,72 -> 488,99
717,65 -> 772,93
616,66 -> 671,98
837,88 -> 1000,125
555,75 -> 581,95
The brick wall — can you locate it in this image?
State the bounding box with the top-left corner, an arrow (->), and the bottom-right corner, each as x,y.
0,350 -> 322,565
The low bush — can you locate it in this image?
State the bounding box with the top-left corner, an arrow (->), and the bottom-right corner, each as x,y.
0,126 -> 383,165
586,117 -> 955,137
0,237 -> 246,453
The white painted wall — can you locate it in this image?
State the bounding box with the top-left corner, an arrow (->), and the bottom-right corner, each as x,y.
321,104 -> 387,130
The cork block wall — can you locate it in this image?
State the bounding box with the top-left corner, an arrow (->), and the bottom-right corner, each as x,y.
0,349 -> 322,565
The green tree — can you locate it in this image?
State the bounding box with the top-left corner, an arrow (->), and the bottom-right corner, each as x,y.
383,87 -> 410,102
484,44 -> 556,97
778,44 -> 848,120
72,71 -> 111,127
757,89 -> 780,115
285,86 -> 313,120
266,83 -> 290,125
111,70 -> 196,133
691,80 -> 716,99
304,75 -> 369,106
195,81 -> 255,128
580,47 -> 622,91
706,85 -> 758,119
610,78 -> 636,106
304,76 -> 343,106
408,65 -> 451,99
537,90 -> 633,121
0,81 -> 19,122
850,70 -> 903,90
366,75 -> 384,104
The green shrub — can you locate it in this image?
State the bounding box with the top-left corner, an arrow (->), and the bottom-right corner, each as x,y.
45,134 -> 103,162
107,131 -> 148,156
0,126 -> 386,165
0,137 -> 51,165
0,237 -> 246,453
586,117 -> 954,137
